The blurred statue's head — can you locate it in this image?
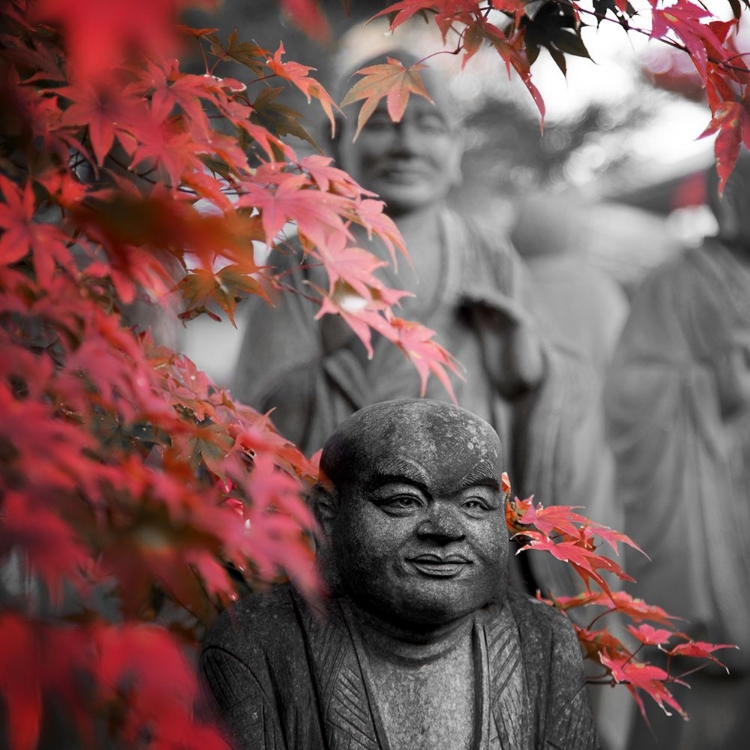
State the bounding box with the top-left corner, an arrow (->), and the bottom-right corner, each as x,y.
311,399 -> 509,631
331,50 -> 464,217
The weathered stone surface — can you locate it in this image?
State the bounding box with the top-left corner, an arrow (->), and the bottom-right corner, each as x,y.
201,399 -> 600,750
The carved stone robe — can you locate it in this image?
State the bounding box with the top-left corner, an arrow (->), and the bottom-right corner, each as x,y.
200,586 -> 600,750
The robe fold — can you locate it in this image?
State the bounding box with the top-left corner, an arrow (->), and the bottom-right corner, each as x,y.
201,586 -> 600,750
605,239 -> 750,664
606,239 -> 750,749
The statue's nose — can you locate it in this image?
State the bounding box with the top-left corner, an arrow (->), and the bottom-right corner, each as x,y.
416,505 -> 465,542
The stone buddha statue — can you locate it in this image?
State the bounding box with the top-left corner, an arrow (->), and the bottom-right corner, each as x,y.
201,399 -> 600,749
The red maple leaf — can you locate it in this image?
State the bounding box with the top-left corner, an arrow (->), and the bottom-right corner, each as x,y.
125,59 -> 217,141
377,5 -> 544,121
377,312 -> 463,401
32,0 -> 209,82
700,87 -> 750,192
517,501 -> 591,538
130,101 -> 206,187
280,0 -> 331,44
0,614 -> 42,750
235,454 -> 321,599
315,289 -> 387,359
575,625 -> 632,662
582,523 -> 647,558
58,81 -> 146,165
351,198 -> 407,267
0,381 -> 97,493
543,590 -> 600,610
263,44 -> 337,134
375,1 -> 499,38
238,170 -> 351,249
665,640 -> 739,671
483,23 -> 545,122
650,2 -> 731,77
96,624 -> 202,745
0,177 -> 73,285
588,590 -> 682,627
0,492 -> 91,604
299,155 -> 367,199
627,623 -> 675,647
511,497 -> 647,558
312,230 -> 409,308
374,0 -> 442,30
501,471 -> 511,496
518,533 -> 633,593
600,652 -> 686,718
340,57 -> 433,140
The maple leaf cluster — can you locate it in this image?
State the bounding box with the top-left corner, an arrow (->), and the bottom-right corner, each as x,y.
365,0 -> 750,190
505,484 -> 738,722
0,0 -> 462,745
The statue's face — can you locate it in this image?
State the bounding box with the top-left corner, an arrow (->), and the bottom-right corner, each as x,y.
336,93 -> 462,217
325,403 -> 508,630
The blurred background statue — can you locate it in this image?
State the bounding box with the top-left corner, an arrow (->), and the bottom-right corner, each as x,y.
231,48 -> 614,574
605,149 -> 750,750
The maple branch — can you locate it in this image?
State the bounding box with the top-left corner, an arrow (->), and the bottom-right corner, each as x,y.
623,643 -> 644,668
671,662 -> 709,681
586,607 -> 617,630
107,155 -> 159,186
586,677 -> 617,685
246,73 -> 283,86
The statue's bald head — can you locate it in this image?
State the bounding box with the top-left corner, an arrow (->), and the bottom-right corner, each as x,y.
319,399 -> 503,499
313,399 -> 509,627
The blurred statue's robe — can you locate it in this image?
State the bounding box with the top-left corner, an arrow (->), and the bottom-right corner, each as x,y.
605,239 -> 750,748
201,585 -> 599,750
233,209 -> 615,538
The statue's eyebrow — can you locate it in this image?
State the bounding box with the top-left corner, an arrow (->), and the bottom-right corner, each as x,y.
366,474 -> 430,494
365,458 -> 430,493
457,462 -> 502,491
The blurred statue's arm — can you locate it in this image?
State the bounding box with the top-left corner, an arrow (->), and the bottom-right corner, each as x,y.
231,249 -> 368,449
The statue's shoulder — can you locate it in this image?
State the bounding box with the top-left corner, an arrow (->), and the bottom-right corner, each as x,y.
203,584 -> 302,659
445,209 -> 523,298
505,588 -> 579,650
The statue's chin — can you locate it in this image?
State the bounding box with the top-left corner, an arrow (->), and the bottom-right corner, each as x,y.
347,586 -> 504,634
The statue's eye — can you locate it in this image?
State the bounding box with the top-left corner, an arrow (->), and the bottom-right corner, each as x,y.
415,113 -> 449,135
380,495 -> 423,514
362,113 -> 394,133
462,498 -> 491,515
392,496 -> 420,508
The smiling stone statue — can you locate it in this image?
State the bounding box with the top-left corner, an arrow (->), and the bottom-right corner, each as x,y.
201,399 -> 600,750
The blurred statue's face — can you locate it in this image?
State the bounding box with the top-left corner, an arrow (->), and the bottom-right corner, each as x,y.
323,402 -> 508,630
336,93 -> 463,216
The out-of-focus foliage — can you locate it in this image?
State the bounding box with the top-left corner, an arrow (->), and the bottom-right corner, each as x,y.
506,483 -> 737,722
0,0 -> 459,745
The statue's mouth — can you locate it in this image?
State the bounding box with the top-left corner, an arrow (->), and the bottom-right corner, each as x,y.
407,554 -> 472,578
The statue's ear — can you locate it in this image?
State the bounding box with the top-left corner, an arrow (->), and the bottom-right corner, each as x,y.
308,482 -> 339,538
